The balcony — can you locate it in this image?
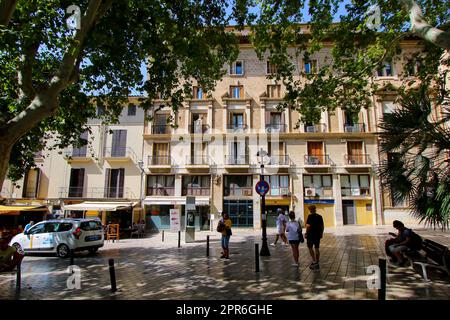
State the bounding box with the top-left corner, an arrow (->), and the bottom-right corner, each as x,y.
265,123 -> 287,133
304,186 -> 333,197
63,148 -> 91,162
151,125 -> 172,135
267,155 -> 292,167
304,123 -> 327,133
146,187 -> 175,196
225,155 -> 250,166
304,154 -> 331,166
344,154 -> 371,166
183,187 -> 211,196
58,187 -> 136,199
341,187 -> 371,197
188,124 -> 210,134
227,124 -> 248,132
104,147 -> 137,162
224,187 -> 253,196
147,155 -> 173,167
344,123 -> 366,133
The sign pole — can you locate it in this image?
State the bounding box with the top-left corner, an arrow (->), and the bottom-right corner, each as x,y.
258,165 -> 270,256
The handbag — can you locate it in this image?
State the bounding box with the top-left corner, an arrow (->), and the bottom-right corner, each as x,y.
217,221 -> 225,233
297,221 -> 304,243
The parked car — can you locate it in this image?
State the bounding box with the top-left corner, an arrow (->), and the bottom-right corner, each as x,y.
9,218 -> 104,258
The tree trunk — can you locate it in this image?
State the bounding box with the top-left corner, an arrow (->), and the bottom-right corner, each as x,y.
0,143 -> 13,195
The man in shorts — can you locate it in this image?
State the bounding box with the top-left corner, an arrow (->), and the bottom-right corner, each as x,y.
305,205 -> 324,270
387,220 -> 423,267
270,208 -> 288,247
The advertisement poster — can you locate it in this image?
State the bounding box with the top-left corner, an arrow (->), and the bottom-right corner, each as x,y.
169,209 -> 181,232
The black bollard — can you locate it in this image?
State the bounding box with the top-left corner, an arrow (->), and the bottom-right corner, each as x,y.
69,249 -> 74,266
206,235 -> 210,257
255,243 -> 260,272
378,258 -> 386,300
178,231 -> 181,248
108,258 -> 117,293
15,261 -> 21,294
162,230 -> 165,242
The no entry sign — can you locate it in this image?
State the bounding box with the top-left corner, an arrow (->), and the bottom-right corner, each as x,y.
255,180 -> 270,196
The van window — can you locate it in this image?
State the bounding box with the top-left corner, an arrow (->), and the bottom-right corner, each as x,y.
58,223 -> 73,232
80,221 -> 102,231
28,224 -> 46,235
44,223 -> 58,233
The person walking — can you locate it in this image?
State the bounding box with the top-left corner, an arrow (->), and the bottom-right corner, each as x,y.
218,212 -> 232,259
270,208 -> 288,247
285,211 -> 304,267
305,205 -> 324,270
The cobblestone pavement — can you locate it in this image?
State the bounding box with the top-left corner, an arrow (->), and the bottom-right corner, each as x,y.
1,225 -> 449,300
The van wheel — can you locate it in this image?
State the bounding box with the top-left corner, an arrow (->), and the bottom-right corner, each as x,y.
88,247 -> 98,254
57,244 -> 70,258
12,243 -> 24,255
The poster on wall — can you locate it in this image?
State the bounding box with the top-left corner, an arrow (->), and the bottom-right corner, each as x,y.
170,209 -> 181,232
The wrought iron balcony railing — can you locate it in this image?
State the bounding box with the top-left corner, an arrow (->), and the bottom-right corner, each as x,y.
304,123 -> 327,133
146,187 -> 175,196
182,187 -> 211,196
147,155 -> 173,166
151,125 -> 172,134
58,187 -> 136,199
225,155 -> 250,165
304,154 -> 331,165
188,124 -> 210,134
344,154 -> 371,165
267,155 -> 291,166
344,123 -> 366,133
185,156 -> 211,165
265,123 -> 287,133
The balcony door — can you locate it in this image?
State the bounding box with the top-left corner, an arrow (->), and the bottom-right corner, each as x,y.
153,143 -> 169,165
154,113 -> 169,134
230,113 -> 244,129
192,113 -> 207,133
22,168 -> 40,198
68,168 -> 84,198
307,141 -> 324,164
73,131 -> 88,157
347,141 -> 363,164
111,130 -> 127,157
229,138 -> 246,164
105,168 -> 125,198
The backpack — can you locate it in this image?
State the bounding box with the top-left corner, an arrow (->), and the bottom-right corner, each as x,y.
409,230 -> 423,250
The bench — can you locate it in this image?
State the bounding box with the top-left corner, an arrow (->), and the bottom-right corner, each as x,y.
404,239 -> 450,282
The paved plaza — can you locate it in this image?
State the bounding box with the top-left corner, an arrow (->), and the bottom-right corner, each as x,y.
1,225 -> 449,300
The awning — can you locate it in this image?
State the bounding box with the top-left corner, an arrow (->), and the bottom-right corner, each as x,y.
63,201 -> 137,212
0,205 -> 48,216
143,196 -> 210,206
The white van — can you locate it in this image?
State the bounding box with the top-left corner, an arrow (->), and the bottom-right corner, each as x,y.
9,218 -> 104,258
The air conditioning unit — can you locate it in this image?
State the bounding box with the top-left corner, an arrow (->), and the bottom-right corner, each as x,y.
305,188 -> 316,196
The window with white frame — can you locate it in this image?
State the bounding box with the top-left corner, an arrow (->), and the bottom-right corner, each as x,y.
269,175 -> 289,196
230,60 -> 244,75
303,175 -> 333,197
340,174 -> 370,196
382,101 -> 396,115
377,60 -> 394,77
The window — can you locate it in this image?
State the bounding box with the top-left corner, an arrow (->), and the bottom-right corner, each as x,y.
58,223 -> 73,232
111,130 -> 127,157
267,85 -> 281,98
303,175 -> 333,197
230,85 -> 243,99
28,223 -> 46,235
341,175 -> 370,196
377,60 -> 394,77
127,104 -> 136,116
224,175 -> 252,196
304,59 -> 318,74
72,131 -> 88,157
80,221 -> 102,231
266,61 -> 278,74
182,175 -> 211,196
230,60 -> 244,75
152,143 -> 170,165
405,59 -> 421,77
268,175 -> 289,196
69,168 -> 85,198
105,168 -> 125,198
97,105 -> 105,116
22,168 -> 40,198
153,113 -> 169,134
193,87 -> 204,99
147,175 -> 175,196
382,101 -> 396,115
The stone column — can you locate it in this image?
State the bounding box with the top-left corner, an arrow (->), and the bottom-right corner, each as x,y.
333,174 -> 344,226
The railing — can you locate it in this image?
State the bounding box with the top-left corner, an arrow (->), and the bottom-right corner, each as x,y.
344,123 -> 366,133
268,155 -> 291,166
185,156 -> 211,165
148,155 -> 173,166
304,186 -> 334,197
58,187 -> 136,199
269,187 -> 290,197
304,123 -> 327,133
104,147 -> 137,161
341,187 -> 371,197
225,155 -> 250,165
265,123 -> 287,133
344,154 -> 371,165
183,187 -> 210,196
227,124 -> 248,131
146,187 -> 175,196
188,124 -> 210,134
224,187 -> 253,196
151,125 -> 172,134
64,148 -> 88,158
304,154 -> 331,165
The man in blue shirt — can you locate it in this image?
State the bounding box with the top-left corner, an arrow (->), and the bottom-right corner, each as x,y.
387,220 -> 422,267
24,221 -> 34,233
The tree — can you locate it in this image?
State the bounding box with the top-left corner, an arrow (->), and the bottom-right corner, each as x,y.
0,0 -> 245,189
244,0 -> 449,227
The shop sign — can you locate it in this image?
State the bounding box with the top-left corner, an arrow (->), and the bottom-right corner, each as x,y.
304,199 -> 335,205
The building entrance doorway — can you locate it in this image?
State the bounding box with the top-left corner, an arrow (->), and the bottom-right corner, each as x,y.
342,200 -> 356,225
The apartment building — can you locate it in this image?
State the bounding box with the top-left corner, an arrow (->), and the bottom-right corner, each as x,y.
2,35 -> 429,231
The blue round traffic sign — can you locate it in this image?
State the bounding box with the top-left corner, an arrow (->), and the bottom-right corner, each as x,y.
255,180 -> 270,196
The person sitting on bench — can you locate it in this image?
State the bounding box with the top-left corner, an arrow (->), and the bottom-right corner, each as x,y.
0,234 -> 24,272
386,220 -> 423,267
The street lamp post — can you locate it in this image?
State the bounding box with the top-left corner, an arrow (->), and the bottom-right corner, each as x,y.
257,149 -> 270,256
